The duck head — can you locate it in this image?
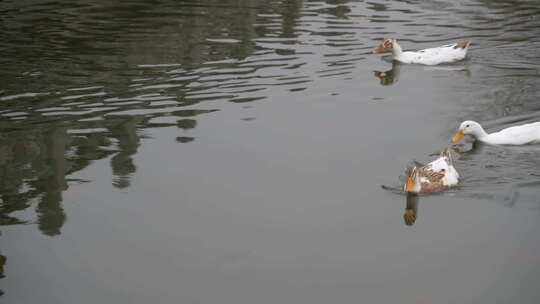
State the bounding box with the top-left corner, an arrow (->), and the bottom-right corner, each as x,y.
452,120 -> 486,142
373,38 -> 397,54
404,166 -> 422,194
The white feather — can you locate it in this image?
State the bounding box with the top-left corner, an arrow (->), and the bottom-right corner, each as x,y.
385,40 -> 471,65
456,120 -> 540,145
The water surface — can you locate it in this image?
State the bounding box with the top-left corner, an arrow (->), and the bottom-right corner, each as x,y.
1,1 -> 540,303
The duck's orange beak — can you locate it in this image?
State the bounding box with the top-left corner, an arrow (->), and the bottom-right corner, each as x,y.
451,130 -> 465,142
405,177 -> 415,192
372,44 -> 386,54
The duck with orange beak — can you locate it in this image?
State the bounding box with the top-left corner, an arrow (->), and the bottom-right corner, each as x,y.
404,149 -> 459,194
451,120 -> 540,145
373,38 -> 472,65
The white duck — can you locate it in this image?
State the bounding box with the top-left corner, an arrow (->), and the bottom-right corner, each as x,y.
404,148 -> 459,194
373,38 -> 472,65
452,120 -> 540,145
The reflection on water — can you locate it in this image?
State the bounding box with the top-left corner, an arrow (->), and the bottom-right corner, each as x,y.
452,140 -> 540,206
403,194 -> 419,226
1,0 -> 364,236
0,119 -> 146,235
36,128 -> 68,236
0,130 -> 69,234
1,0 -> 540,302
0,253 -> 5,296
110,116 -> 142,189
373,62 -> 402,86
373,61 -> 470,86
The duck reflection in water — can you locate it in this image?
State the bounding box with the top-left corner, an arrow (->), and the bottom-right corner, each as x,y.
373,61 -> 401,86
404,193 -> 419,226
380,177 -> 419,226
452,139 -> 485,158
374,61 -> 470,86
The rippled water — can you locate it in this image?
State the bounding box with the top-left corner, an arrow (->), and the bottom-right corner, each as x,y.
1,1 -> 540,303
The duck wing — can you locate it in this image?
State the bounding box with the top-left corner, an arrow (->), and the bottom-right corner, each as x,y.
491,122 -> 540,144
410,40 -> 471,65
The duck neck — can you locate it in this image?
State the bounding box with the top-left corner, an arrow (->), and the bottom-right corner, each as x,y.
392,42 -> 404,58
475,126 -> 489,139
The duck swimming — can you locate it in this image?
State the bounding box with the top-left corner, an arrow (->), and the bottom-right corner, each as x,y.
452,120 -> 540,145
404,148 -> 459,194
372,38 -> 472,65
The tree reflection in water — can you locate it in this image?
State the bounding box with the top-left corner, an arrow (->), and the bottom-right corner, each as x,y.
110,117 -> 142,189
0,118 -> 145,235
0,253 -> 5,296
0,0 -> 310,239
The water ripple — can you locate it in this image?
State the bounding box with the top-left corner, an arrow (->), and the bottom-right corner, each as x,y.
1,0 -> 540,238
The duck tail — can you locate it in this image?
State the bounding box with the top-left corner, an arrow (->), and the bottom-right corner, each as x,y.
440,148 -> 453,165
454,39 -> 472,50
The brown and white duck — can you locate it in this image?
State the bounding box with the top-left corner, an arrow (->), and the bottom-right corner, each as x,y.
404,148 -> 459,194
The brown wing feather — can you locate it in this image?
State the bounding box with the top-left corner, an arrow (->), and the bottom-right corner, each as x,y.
424,169 -> 445,183
417,165 -> 447,194
419,181 -> 448,194
407,148 -> 456,194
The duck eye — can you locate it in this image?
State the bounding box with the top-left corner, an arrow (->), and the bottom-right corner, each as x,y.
465,124 -> 470,127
